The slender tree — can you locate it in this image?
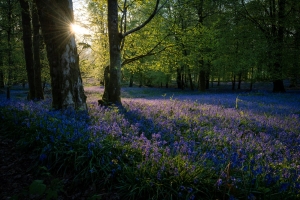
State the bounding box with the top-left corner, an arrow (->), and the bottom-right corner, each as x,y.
0,45 -> 4,88
105,0 -> 160,104
19,0 -> 35,99
32,2 -> 44,100
34,0 -> 87,110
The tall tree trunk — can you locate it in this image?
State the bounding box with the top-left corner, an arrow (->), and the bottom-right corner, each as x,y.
102,66 -> 110,102
199,70 -> 205,92
129,73 -> 133,87
206,60 -> 211,90
237,72 -> 242,89
19,0 -> 36,100
187,66 -> 194,91
232,74 -> 236,90
199,58 -> 205,91
166,74 -> 169,88
32,2 -> 44,100
105,0 -> 159,103
181,70 -> 185,89
0,72 -> 3,88
291,27 -> 300,87
107,0 -> 122,104
0,51 -> 4,88
177,67 -> 183,89
35,0 -> 87,110
139,73 -> 143,87
250,66 -> 254,91
7,0 -> 13,86
205,72 -> 209,89
6,87 -> 10,100
271,0 -> 286,92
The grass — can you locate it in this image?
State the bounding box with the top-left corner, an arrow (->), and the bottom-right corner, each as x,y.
0,87 -> 300,199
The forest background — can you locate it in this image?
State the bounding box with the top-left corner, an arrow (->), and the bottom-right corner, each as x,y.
0,0 -> 299,97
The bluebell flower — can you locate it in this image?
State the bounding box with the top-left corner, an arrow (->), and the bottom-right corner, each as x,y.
39,154 -> 47,162
216,179 -> 222,189
280,183 -> 289,192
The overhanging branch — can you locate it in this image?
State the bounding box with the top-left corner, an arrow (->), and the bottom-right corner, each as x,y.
122,0 -> 161,37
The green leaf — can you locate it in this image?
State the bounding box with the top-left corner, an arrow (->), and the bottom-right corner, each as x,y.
29,180 -> 46,196
46,189 -> 58,200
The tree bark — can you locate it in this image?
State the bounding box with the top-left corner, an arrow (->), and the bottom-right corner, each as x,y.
129,73 -> 133,87
0,51 -> 4,88
105,0 -> 160,104
291,27 -> 300,87
102,65 -> 110,102
107,0 -> 122,104
19,0 -> 36,100
232,74 -> 236,90
34,0 -> 87,110
198,58 -> 205,91
205,71 -> 209,90
271,0 -> 285,92
177,67 -> 183,89
32,2 -> 44,100
7,0 -> 13,86
199,70 -> 205,92
237,72 -> 242,89
250,66 -> 254,91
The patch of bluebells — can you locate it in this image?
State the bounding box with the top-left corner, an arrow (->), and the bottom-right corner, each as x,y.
120,92 -> 300,197
1,89 -> 300,199
0,98 -> 91,163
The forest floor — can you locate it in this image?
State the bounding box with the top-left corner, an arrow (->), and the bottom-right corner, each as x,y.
0,134 -> 36,199
0,82 -> 299,199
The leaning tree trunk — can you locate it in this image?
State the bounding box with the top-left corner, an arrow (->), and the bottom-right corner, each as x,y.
32,2 -> 44,100
19,0 -> 36,100
35,0 -> 87,110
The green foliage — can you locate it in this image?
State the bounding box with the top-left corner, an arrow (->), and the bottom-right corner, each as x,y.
82,0 -> 300,89
29,180 -> 47,196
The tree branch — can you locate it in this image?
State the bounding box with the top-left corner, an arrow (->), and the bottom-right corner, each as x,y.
122,34 -> 174,66
122,0 -> 161,37
240,0 -> 267,35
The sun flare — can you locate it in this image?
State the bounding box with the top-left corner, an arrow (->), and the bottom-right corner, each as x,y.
70,23 -> 89,35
